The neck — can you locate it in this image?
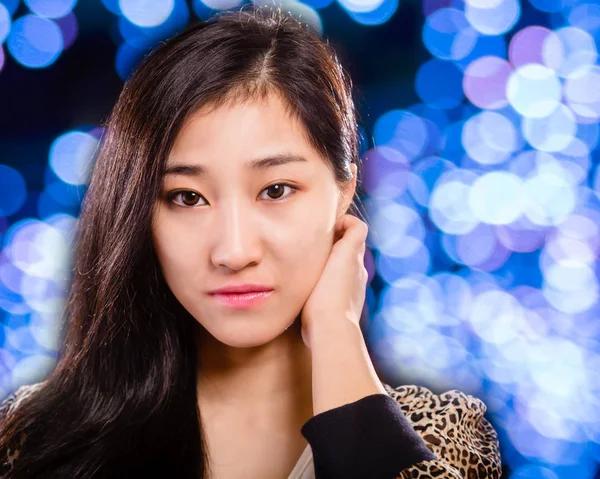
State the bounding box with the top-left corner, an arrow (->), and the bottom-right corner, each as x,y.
195,316 -> 313,428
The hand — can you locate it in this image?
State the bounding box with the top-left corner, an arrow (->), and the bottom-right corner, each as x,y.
300,214 -> 370,349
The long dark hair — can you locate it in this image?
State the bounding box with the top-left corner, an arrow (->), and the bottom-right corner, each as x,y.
0,7 -> 364,478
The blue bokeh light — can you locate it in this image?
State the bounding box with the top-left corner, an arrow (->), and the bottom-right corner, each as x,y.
7,14 -> 64,68
49,131 -> 98,186
119,0 -> 175,28
55,11 -> 79,49
115,40 -> 145,80
373,110 -> 429,161
465,0 -> 521,36
0,3 -> 10,44
528,0 -> 568,13
455,34 -> 507,71
101,0 -> 121,14
0,165 -> 27,218
24,0 -> 78,19
341,0 -> 399,26
415,59 -> 464,109
302,0 -> 335,10
115,0 -> 189,78
1,0 -> 19,16
118,0 -> 190,51
423,8 -> 478,61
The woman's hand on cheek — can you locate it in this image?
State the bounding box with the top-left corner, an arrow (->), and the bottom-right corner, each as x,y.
300,214 -> 387,414
300,214 -> 369,350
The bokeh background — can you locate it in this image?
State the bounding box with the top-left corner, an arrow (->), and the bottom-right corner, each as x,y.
1,0 -> 600,477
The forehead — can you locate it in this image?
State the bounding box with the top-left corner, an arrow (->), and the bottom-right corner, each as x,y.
167,92 -> 318,169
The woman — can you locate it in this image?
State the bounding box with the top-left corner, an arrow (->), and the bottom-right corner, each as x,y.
0,7 -> 501,478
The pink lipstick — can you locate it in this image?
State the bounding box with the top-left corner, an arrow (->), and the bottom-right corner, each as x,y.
209,290 -> 273,309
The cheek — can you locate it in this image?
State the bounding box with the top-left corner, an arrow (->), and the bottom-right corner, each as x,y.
278,210 -> 335,300
151,213 -> 204,292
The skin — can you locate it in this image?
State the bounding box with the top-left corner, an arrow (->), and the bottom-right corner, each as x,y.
151,90 -> 358,477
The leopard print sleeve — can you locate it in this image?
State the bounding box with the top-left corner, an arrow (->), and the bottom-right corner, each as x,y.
0,383 -> 44,420
0,382 -> 45,474
383,383 -> 502,479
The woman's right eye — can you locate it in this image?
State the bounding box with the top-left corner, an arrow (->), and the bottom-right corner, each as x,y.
167,190 -> 206,208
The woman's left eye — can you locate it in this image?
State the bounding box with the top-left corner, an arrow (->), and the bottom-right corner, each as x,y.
260,183 -> 298,201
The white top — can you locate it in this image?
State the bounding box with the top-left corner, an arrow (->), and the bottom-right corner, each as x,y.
287,443 -> 315,479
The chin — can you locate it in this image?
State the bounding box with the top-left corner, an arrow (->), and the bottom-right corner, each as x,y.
202,320 -> 296,348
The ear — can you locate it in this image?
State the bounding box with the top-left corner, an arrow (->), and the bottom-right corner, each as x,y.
338,163 -> 357,218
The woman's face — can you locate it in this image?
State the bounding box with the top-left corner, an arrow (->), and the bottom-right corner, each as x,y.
151,91 -> 355,348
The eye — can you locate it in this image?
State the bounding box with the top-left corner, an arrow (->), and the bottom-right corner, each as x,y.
259,183 -> 298,201
167,190 -> 206,207
166,183 -> 298,208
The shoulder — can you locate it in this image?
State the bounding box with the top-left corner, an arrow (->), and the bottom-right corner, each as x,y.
383,382 -> 502,478
383,382 -> 491,421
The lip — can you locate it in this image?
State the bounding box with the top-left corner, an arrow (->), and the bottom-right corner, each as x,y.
209,284 -> 274,294
209,290 -> 274,309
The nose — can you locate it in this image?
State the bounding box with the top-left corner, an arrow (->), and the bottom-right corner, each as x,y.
210,200 -> 262,271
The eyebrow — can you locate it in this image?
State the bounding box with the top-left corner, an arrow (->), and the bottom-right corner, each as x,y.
163,153 -> 308,177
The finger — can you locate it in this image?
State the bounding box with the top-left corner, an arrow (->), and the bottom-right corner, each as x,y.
333,214 -> 351,243
347,216 -> 369,246
334,215 -> 368,247
333,215 -> 353,244
335,214 -> 366,237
